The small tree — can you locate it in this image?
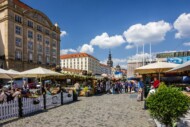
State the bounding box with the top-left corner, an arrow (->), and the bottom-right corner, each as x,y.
146,83 -> 190,127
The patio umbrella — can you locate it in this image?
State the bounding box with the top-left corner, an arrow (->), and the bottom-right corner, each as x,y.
167,61 -> 190,72
20,67 -> 62,77
20,67 -> 63,85
0,68 -> 12,79
7,69 -> 20,74
7,69 -> 21,86
135,62 -> 179,80
101,73 -> 108,77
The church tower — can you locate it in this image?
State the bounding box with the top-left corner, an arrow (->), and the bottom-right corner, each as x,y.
107,50 -> 113,67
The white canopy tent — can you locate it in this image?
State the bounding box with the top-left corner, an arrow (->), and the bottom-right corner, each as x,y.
135,62 -> 179,80
7,69 -> 20,75
167,61 -> 190,72
0,68 -> 12,79
20,67 -> 62,78
20,67 -> 63,86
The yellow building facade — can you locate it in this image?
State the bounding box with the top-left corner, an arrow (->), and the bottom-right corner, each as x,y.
0,0 -> 61,71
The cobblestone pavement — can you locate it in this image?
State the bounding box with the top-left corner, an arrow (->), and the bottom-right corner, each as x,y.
1,94 -> 156,127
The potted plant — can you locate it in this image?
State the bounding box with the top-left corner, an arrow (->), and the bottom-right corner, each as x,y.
146,83 -> 190,127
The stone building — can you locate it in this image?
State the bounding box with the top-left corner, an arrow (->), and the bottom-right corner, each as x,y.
107,50 -> 113,67
60,53 -> 101,75
0,0 -> 61,71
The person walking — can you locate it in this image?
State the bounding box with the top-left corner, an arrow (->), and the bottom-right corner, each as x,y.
128,81 -> 133,93
137,79 -> 144,101
125,81 -> 128,93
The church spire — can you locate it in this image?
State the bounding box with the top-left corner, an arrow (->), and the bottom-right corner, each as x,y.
107,49 -> 113,67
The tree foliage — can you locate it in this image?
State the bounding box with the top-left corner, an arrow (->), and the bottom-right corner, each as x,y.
146,83 -> 190,126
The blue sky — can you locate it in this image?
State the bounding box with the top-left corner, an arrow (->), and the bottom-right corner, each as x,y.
21,0 -> 190,68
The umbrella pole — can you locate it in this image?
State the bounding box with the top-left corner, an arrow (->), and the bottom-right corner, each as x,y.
11,78 -> 13,89
159,72 -> 160,81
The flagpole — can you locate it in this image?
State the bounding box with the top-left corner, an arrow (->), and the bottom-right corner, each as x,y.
143,43 -> 144,66
150,43 -> 151,63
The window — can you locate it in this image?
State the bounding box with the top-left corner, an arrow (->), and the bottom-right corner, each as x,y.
28,52 -> 33,61
45,29 -> 50,35
46,47 -> 50,55
46,56 -> 50,64
52,41 -> 56,47
37,44 -> 43,52
37,34 -> 42,42
52,32 -> 56,39
15,15 -> 22,23
15,50 -> 22,60
28,20 -> 33,28
15,37 -> 22,47
28,41 -> 33,50
45,38 -> 50,45
52,58 -> 56,64
28,31 -> 33,39
38,55 -> 42,63
37,25 -> 42,32
15,26 -> 21,35
52,49 -> 56,57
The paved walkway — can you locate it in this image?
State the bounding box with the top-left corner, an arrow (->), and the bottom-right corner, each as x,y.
1,94 -> 155,127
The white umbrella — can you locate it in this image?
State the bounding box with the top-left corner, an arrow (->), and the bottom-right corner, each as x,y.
101,73 -> 108,77
135,62 -> 179,80
20,67 -> 63,86
167,61 -> 190,72
20,67 -> 62,77
7,69 -> 20,74
7,69 -> 21,87
0,68 -> 12,79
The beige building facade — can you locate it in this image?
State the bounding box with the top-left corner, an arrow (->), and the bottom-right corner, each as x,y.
0,0 -> 61,71
60,53 -> 101,75
99,63 -> 111,75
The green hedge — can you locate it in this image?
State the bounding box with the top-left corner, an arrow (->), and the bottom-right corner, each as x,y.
146,83 -> 190,127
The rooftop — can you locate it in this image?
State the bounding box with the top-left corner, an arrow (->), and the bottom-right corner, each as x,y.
60,53 -> 99,61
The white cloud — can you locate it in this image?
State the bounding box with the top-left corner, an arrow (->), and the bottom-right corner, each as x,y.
128,53 -> 152,61
60,49 -> 77,55
125,44 -> 134,49
60,31 -> 67,37
78,44 -> 94,54
90,32 -> 126,49
174,13 -> 190,38
123,20 -> 171,45
183,42 -> 190,46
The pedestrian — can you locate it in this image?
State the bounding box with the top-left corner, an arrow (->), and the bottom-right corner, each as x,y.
74,82 -> 80,96
137,79 -> 144,101
125,81 -> 128,93
152,77 -> 160,89
128,81 -> 133,93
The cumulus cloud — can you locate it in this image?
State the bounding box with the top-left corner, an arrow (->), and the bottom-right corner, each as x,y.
60,49 -> 77,55
183,42 -> 190,46
128,53 -> 153,61
90,32 -> 126,49
125,44 -> 134,49
123,20 -> 172,45
78,44 -> 94,54
174,13 -> 190,38
60,31 -> 67,37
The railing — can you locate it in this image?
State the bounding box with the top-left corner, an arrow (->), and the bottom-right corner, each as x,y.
0,91 -> 74,121
0,100 -> 19,120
